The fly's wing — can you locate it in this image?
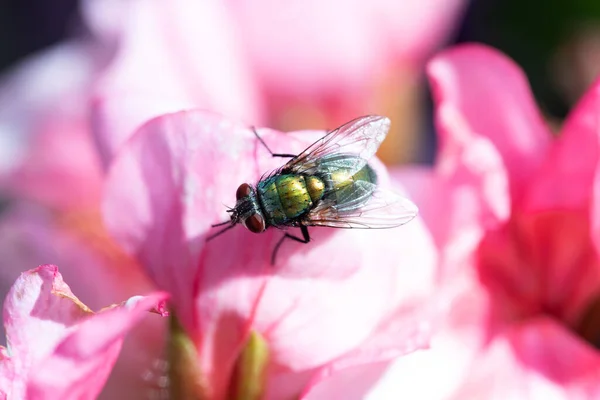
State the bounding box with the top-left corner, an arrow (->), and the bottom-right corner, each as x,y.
305,180 -> 418,229
282,115 -> 390,176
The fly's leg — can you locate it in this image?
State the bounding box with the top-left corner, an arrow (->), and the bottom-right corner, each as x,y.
252,127 -> 297,158
271,225 -> 310,265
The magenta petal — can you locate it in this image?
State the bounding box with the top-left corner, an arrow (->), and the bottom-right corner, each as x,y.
525,77 -> 600,212
392,106 -> 511,277
427,44 -> 551,199
26,292 -> 168,400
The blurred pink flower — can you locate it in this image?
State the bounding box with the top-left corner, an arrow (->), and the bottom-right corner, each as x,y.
102,110 -> 437,399
226,0 -> 465,119
0,40 -> 168,399
373,44 -> 600,398
85,0 -> 466,166
84,0 -> 264,167
0,264 -> 167,400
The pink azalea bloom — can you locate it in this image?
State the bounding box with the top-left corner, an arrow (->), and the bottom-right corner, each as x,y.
0,264 -> 167,399
369,44 -> 600,398
102,110 -> 437,399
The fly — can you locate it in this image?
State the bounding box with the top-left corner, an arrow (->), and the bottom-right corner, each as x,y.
206,115 -> 418,264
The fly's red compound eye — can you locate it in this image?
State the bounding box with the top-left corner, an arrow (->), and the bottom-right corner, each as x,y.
236,183 -> 253,200
244,213 -> 265,233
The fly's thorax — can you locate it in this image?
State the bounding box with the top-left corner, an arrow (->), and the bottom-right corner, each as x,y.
257,174 -> 325,226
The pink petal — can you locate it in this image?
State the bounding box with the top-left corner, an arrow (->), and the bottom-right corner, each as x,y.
391,105 -> 511,278
91,0 -> 262,167
524,77 -> 600,212
451,318 -> 600,399
0,206 -> 166,399
0,347 -> 13,399
229,0 -> 381,101
299,299 -> 432,400
0,204 -> 154,312
427,44 -> 551,200
3,118 -> 103,211
0,42 -> 102,210
370,0 -> 467,65
301,363 -> 390,400
3,265 -> 95,374
104,110 -> 436,398
26,292 -> 168,400
351,277 -> 496,399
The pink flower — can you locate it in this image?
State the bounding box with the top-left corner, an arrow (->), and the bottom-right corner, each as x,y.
0,42 -> 103,211
373,44 -> 600,398
85,0 -> 264,167
0,40 -> 168,399
102,110 -> 437,399
227,0 -> 465,118
86,0 -> 466,166
0,264 -> 167,399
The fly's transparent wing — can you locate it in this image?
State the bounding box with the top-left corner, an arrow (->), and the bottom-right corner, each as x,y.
305,181 -> 418,229
282,115 -> 390,176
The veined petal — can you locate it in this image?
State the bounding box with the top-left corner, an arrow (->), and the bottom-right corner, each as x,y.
27,292 -> 168,400
104,110 -> 436,398
2,265 -> 168,399
427,44 -> 551,200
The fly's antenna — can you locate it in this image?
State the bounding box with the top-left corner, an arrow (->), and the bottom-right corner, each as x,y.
206,222 -> 236,241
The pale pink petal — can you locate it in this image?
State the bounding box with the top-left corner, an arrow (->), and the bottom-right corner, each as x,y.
450,318 -> 600,399
0,42 -> 102,210
371,0 -> 466,65
3,120 -> 102,211
427,44 -> 551,199
298,299 -> 432,400
0,348 -> 12,399
524,77 -> 600,212
27,292 -> 168,400
104,110 -> 435,398
91,0 -> 262,167
391,105 -> 511,278
0,42 -> 94,172
301,363 -> 390,400
353,276 -> 495,400
257,208 -> 436,371
3,265 -> 95,376
229,0 -> 381,102
2,265 -> 167,399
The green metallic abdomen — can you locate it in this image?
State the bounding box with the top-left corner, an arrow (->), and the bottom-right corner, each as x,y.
257,174 -> 325,225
